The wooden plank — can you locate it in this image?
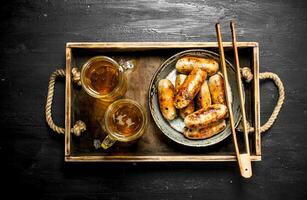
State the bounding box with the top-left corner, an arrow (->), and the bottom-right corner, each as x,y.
65,155 -> 261,162
2,0 -> 301,197
66,42 -> 258,49
65,47 -> 72,157
254,46 -> 261,156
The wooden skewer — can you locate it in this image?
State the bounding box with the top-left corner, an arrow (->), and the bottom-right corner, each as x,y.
230,21 -> 251,154
215,23 -> 252,178
230,21 -> 252,178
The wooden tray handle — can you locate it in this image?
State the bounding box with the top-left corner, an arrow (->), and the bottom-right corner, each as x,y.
45,68 -> 86,136
240,67 -> 285,133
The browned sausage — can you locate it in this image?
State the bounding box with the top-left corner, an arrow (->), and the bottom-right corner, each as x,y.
158,79 -> 176,120
197,80 -> 211,110
184,104 -> 228,129
179,103 -> 195,119
174,67 -> 207,109
176,56 -> 219,76
183,120 -> 226,139
175,74 -> 195,118
175,74 -> 187,93
208,74 -> 226,105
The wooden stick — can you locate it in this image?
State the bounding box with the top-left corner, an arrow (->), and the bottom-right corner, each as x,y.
230,21 -> 251,154
230,21 -> 252,178
215,23 -> 252,178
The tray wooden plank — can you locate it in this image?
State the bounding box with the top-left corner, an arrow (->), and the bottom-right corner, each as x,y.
65,42 -> 260,162
65,155 -> 261,162
65,47 -> 72,157
253,46 -> 261,155
66,42 -> 258,49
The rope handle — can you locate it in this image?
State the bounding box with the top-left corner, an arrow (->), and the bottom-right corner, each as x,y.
240,67 -> 285,133
45,68 -> 86,136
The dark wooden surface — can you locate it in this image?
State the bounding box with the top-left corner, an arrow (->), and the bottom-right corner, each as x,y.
70,48 -> 255,157
1,0 -> 306,199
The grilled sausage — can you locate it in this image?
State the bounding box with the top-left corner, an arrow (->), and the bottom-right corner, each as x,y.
179,103 -> 195,119
175,74 -> 195,118
184,104 -> 228,129
197,80 -> 211,110
208,74 -> 226,105
174,67 -> 207,109
183,120 -> 226,139
158,79 -> 176,120
175,74 -> 187,93
176,56 -> 219,76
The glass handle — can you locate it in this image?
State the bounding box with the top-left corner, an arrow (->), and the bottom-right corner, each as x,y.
101,135 -> 117,149
119,59 -> 136,73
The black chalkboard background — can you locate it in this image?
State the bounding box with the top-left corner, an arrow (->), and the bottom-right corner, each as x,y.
1,0 -> 307,199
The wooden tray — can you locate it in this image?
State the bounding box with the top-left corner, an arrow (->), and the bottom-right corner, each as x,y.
64,42 -> 260,162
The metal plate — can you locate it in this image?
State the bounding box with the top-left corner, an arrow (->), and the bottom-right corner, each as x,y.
148,49 -> 242,147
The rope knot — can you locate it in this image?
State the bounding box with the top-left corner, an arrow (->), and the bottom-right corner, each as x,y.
236,120 -> 255,133
241,67 -> 253,83
71,68 -> 82,86
236,68 -> 284,134
71,120 -> 86,136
